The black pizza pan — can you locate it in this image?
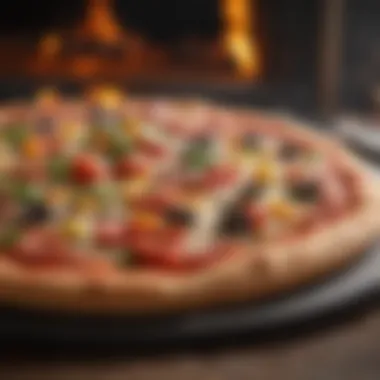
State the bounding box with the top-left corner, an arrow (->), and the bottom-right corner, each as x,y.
0,243 -> 378,352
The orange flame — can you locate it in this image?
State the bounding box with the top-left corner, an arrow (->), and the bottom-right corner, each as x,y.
221,0 -> 261,78
81,0 -> 123,44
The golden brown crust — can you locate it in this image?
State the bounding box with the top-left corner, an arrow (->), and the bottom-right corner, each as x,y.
0,107 -> 378,314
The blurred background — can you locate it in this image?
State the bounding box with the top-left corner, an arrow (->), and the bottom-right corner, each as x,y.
0,0 -> 378,120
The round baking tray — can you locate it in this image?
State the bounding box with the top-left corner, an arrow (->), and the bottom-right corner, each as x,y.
0,244 -> 378,349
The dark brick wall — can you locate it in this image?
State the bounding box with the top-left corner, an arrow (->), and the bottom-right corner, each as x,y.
341,0 -> 380,111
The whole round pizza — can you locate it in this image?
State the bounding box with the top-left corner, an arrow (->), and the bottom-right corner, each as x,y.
0,87 -> 378,314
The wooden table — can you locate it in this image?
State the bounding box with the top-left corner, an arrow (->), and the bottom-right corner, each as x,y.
0,304 -> 379,380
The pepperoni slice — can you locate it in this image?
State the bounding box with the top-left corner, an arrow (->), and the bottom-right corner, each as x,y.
70,153 -> 108,184
11,229 -> 77,267
125,225 -> 236,271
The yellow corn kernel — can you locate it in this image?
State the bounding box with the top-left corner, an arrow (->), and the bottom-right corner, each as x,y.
255,159 -> 277,184
90,86 -> 123,110
270,199 -> 295,221
22,137 -> 45,159
121,179 -> 147,202
62,217 -> 92,241
132,212 -> 163,230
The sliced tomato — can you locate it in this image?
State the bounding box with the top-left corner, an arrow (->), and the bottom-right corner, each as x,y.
70,153 -> 108,185
11,229 -> 77,267
125,225 -> 236,271
114,155 -> 147,180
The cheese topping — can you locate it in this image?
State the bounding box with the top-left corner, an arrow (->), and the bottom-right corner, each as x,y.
0,88 -> 336,270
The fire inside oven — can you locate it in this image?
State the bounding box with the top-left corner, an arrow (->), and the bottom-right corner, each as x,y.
34,0 -> 317,86
2,0 -> 379,116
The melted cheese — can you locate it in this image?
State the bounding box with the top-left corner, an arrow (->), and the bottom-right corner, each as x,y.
184,166 -> 252,255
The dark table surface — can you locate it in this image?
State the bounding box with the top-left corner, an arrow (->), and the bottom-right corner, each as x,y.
0,304 -> 379,380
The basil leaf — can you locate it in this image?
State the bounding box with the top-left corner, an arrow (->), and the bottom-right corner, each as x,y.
107,134 -> 132,161
3,125 -> 28,148
48,156 -> 70,182
183,148 -> 211,171
11,182 -> 43,205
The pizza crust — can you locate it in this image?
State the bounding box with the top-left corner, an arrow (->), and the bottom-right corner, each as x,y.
0,109 -> 378,314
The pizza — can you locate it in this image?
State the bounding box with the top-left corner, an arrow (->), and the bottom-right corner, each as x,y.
0,86 -> 378,314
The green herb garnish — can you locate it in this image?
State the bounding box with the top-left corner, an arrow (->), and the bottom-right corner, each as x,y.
183,147 -> 212,171
11,181 -> 44,205
107,134 -> 133,161
2,124 -> 28,148
47,156 -> 70,182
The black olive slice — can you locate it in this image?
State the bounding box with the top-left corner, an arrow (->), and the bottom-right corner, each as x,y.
20,201 -> 50,226
220,207 -> 251,236
289,181 -> 319,203
165,206 -> 194,227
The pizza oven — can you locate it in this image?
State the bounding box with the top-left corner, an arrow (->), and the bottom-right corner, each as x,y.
0,0 -> 378,118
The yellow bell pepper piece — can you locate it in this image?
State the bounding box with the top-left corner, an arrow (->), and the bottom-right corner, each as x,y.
270,199 -> 295,221
121,179 -> 147,203
255,159 -> 277,184
22,137 -> 45,159
90,86 -> 123,110
62,216 -> 92,241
